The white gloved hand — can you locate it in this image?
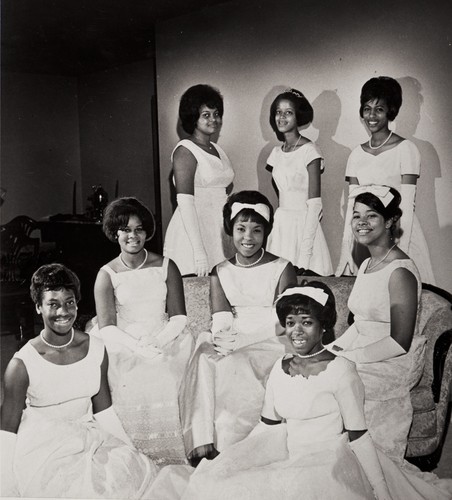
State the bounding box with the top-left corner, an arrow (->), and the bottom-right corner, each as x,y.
336,185 -> 358,276
211,311 -> 236,356
94,406 -> 134,447
1,430 -> 19,497
398,184 -> 416,254
299,197 -> 323,270
177,193 -> 209,276
337,335 -> 406,364
153,315 -> 187,349
349,432 -> 392,500
98,325 -> 138,352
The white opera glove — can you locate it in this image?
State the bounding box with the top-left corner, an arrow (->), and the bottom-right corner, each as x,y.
336,185 -> 358,276
1,430 -> 19,497
398,184 -> 416,253
100,325 -> 162,359
153,315 -> 187,349
177,193 -> 209,276
337,336 -> 406,364
349,432 -> 392,500
211,311 -> 236,356
299,197 -> 323,270
94,406 -> 134,448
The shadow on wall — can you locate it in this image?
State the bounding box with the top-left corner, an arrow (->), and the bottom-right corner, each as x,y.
396,76 -> 441,284
312,90 -> 351,267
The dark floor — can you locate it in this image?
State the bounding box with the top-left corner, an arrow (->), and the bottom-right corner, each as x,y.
1,328 -> 451,479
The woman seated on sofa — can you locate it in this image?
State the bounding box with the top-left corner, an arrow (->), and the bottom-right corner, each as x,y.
91,197 -> 193,465
328,185 -> 425,467
179,190 -> 297,465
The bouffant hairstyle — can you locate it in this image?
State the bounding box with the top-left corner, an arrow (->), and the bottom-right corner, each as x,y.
30,263 -> 81,305
270,89 -> 314,141
179,84 -> 224,134
354,186 -> 402,222
276,281 -> 337,340
223,190 -> 274,240
359,77 -> 402,121
102,197 -> 156,242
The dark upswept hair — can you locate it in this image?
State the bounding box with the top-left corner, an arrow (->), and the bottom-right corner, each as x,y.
30,263 -> 81,305
359,77 -> 402,121
102,197 -> 156,242
179,84 -> 224,134
270,88 -> 314,141
276,281 -> 337,339
223,190 -> 274,239
354,186 -> 402,224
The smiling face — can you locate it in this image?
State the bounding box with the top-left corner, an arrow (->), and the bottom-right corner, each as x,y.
232,217 -> 265,259
285,313 -> 323,356
117,215 -> 146,255
352,201 -> 389,246
38,288 -> 78,335
362,98 -> 390,134
195,105 -> 222,136
274,99 -> 298,134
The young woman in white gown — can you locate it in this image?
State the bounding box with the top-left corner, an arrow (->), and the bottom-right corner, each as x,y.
266,88 -> 332,275
91,197 -> 193,465
330,186 -> 438,470
0,264 -> 159,498
336,76 -> 435,283
175,283 -> 452,500
179,191 -> 297,464
164,84 -> 235,277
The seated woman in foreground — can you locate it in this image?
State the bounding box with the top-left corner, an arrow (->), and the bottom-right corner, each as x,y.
179,190 -> 297,464
91,197 -> 193,465
0,264 -> 159,498
177,283 -> 452,500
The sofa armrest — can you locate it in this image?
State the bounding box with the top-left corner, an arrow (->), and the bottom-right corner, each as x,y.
432,329 -> 452,403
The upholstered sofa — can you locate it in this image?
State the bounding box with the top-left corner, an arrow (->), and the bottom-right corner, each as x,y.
182,275 -> 452,470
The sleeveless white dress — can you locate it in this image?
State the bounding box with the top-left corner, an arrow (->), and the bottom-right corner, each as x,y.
338,140 -> 435,283
91,259 -> 193,465
179,258 -> 294,455
164,139 -> 235,276
176,356 -> 452,500
266,142 -> 333,275
13,336 -> 159,499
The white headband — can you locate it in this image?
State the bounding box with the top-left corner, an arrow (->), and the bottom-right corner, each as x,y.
276,286 -> 329,306
349,185 -> 394,207
230,202 -> 270,222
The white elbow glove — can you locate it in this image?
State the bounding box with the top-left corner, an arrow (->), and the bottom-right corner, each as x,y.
336,185 -> 358,276
349,432 -> 392,500
337,336 -> 406,364
100,325 -> 162,359
399,184 -> 416,253
153,315 -> 187,349
1,430 -> 19,497
211,311 -> 236,356
177,193 -> 209,276
95,406 -> 134,448
299,197 -> 322,270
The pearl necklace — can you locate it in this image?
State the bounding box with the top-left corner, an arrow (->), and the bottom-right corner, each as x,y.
40,328 -> 74,349
235,248 -> 265,268
368,130 -> 393,150
283,135 -> 301,152
120,249 -> 148,270
295,346 -> 326,359
366,244 -> 396,271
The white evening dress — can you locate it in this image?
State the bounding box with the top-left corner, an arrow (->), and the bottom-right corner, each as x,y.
12,336 -> 159,499
338,140 -> 435,283
338,258 -> 425,465
176,356 -> 452,500
266,142 -> 333,275
163,139 -> 235,276
91,258 -> 194,466
179,257 -> 294,455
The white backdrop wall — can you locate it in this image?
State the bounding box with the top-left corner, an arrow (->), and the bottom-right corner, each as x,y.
156,0 -> 452,291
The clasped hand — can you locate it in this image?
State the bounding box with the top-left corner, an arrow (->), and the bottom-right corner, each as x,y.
212,330 -> 237,356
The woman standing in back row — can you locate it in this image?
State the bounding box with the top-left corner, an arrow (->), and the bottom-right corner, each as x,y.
164,84 -> 235,277
336,76 -> 435,283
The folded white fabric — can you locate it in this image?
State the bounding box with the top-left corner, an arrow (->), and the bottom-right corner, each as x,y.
337,335 -> 406,363
0,430 -> 19,497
